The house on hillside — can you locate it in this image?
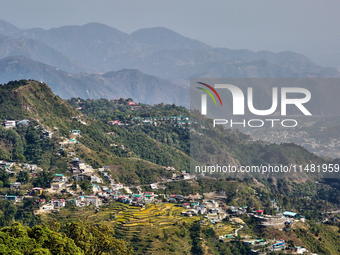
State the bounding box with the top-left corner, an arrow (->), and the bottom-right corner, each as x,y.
71,130 -> 81,136
183,173 -> 190,180
16,120 -> 30,126
31,187 -> 44,195
111,183 -> 123,190
127,101 -> 137,106
52,182 -> 66,191
5,195 -> 18,202
295,247 -> 308,254
71,158 -> 85,168
86,196 -> 102,207
91,175 -> 102,183
42,130 -> 53,139
10,182 -> 21,189
51,199 -> 65,208
165,166 -> 176,171
42,204 -> 54,211
3,120 -> 16,129
150,183 -> 158,189
107,120 -> 121,125
90,184 -> 100,193
283,211 -> 297,218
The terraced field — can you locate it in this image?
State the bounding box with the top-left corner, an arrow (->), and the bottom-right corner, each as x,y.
111,203 -> 201,238
41,202 -> 200,237
213,223 -> 237,237
41,202 -> 236,243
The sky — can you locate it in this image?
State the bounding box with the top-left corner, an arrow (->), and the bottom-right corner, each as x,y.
1,0 -> 340,68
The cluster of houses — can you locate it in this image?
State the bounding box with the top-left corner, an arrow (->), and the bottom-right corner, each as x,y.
37,195 -> 104,213
132,115 -> 189,122
106,115 -> 191,128
246,239 -> 311,254
0,160 -> 41,177
130,115 -> 191,127
155,171 -> 195,184
180,199 -> 227,221
3,119 -> 30,129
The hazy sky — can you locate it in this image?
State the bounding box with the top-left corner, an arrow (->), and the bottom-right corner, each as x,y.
1,0 -> 340,68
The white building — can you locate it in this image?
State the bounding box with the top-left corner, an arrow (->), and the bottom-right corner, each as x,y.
4,120 -> 16,129
150,183 -> 158,189
51,199 -> 66,208
111,183 -> 123,190
296,247 -> 308,254
90,184 -> 100,193
91,175 -> 102,183
42,204 -> 54,211
52,182 -> 66,191
183,173 -> 190,180
71,130 -> 81,136
86,196 -> 102,207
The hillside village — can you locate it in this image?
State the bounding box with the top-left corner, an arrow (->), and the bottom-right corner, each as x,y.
0,122 -> 325,254
0,82 -> 339,254
0,153 -> 321,254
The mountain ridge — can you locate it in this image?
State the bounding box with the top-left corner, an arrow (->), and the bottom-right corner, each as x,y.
0,56 -> 189,106
0,34 -> 95,74
0,19 -> 337,83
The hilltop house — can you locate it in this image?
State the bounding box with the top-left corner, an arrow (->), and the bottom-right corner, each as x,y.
127,101 -> 137,106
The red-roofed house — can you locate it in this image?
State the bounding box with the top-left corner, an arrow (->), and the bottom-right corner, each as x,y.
107,120 -> 121,125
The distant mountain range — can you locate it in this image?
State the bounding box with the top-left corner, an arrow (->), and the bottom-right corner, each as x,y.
0,19 -> 338,104
0,56 -> 187,106
0,35 -> 94,74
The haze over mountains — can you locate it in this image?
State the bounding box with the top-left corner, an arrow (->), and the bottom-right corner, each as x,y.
0,19 -> 339,106
0,56 -> 187,106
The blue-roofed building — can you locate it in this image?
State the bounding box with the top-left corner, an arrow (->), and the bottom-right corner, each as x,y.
283,211 -> 297,218
5,195 -> 18,202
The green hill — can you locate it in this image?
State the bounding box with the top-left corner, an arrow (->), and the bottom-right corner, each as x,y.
0,79 -> 77,121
